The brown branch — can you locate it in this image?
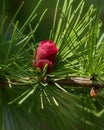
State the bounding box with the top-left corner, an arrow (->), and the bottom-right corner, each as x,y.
0,77 -> 104,89
57,77 -> 104,88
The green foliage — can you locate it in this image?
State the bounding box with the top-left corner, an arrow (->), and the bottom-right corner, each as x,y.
0,0 -> 104,130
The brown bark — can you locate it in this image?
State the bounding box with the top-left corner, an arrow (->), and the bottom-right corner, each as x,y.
57,77 -> 104,88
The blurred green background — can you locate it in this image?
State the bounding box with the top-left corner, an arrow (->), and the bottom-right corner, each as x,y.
1,0 -> 104,41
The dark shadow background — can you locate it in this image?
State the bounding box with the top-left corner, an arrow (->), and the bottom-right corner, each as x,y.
1,0 -> 104,41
